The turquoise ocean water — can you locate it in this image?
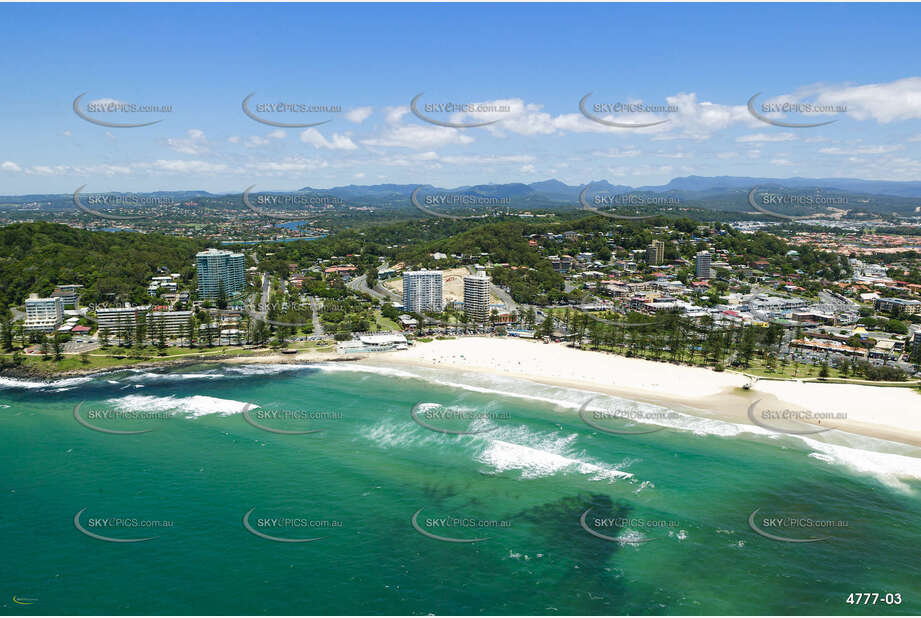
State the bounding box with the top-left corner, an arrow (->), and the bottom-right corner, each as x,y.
0,362 -> 919,615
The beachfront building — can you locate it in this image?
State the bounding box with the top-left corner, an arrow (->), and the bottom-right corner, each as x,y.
695,251 -> 712,279
402,270 -> 443,313
147,310 -> 194,337
337,333 -> 409,354
96,305 -> 149,335
196,249 -> 245,300
463,274 -> 491,322
24,294 -> 64,332
51,284 -> 83,309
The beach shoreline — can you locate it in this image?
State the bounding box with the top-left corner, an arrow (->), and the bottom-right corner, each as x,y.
5,336 -> 920,449
363,337 -> 921,449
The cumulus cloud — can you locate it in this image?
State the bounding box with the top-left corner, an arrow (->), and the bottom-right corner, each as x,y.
167,129 -> 208,155
345,106 -> 373,123
300,128 -> 358,150
362,125 -> 474,149
1,161 -> 22,172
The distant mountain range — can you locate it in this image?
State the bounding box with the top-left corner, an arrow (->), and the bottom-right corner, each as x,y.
3,176 -> 920,216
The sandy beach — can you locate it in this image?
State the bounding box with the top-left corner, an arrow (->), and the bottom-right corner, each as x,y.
365,336 -> 921,448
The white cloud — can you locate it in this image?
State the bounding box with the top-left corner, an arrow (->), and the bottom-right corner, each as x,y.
267,129 -> 287,140
362,124 -> 473,149
345,106 -> 373,123
592,148 -> 642,159
167,129 -> 208,155
1,161 -> 22,172
819,145 -> 903,155
245,157 -> 329,174
440,154 -> 534,165
736,132 -> 797,143
141,159 -> 227,174
771,158 -> 793,166
385,106 -> 409,124
300,128 -> 358,151
520,164 -> 536,174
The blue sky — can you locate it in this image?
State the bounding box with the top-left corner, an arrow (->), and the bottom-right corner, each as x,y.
1,2 -> 921,193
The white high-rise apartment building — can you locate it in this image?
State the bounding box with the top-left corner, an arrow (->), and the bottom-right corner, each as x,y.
402,270 -> 443,313
463,275 -> 491,322
24,294 -> 64,332
695,251 -> 712,279
96,305 -> 150,335
196,249 -> 245,300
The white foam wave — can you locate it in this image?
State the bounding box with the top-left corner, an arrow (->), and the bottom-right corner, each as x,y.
803,437 -> 921,491
338,363 -> 921,490
361,412 -> 634,483
477,438 -> 632,481
223,364 -> 315,376
106,394 -> 255,418
0,375 -> 93,390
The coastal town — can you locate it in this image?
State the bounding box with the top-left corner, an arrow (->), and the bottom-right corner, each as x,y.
3,219 -> 920,383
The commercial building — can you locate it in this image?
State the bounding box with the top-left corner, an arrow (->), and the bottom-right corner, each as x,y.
874,297 -> 921,316
402,270 -> 443,313
196,249 -> 245,300
337,333 -> 409,354
695,251 -> 712,279
463,274 -> 491,322
24,294 -> 64,332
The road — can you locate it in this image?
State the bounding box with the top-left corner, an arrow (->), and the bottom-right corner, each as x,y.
309,296 -> 324,335
347,263 -> 401,304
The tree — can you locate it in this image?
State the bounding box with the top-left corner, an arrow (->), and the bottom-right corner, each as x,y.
185,315 -> 196,348
0,309 -> 12,351
216,280 -> 228,310
99,328 -> 111,348
52,334 -> 63,361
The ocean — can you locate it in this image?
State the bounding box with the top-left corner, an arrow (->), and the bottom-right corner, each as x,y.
1,362 -> 919,615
